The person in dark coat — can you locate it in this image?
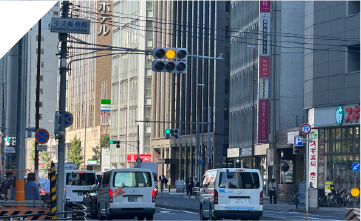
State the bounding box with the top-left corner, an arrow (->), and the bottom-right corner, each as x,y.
188,179 -> 194,197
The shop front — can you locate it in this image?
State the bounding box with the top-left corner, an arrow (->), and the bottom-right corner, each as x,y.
309,104 -> 360,191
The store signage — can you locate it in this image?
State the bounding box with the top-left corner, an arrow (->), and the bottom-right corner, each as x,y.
101,99 -> 111,112
318,142 -> 325,187
259,13 -> 270,57
335,104 -> 360,125
98,2 -> 112,36
260,0 -> 271,12
227,148 -> 240,158
259,57 -> 270,78
258,100 -> 269,143
50,18 -> 90,34
308,129 -> 318,188
241,147 -> 252,157
266,149 -> 274,166
127,154 -> 151,163
259,78 -> 269,100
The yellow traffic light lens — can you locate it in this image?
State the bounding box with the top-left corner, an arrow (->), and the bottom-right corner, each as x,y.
166,49 -> 176,59
351,187 -> 360,197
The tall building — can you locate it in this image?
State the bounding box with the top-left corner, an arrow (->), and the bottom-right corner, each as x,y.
151,1 -> 230,184
110,1 -> 153,168
229,1 -> 305,194
304,1 -> 360,190
66,0 -> 111,170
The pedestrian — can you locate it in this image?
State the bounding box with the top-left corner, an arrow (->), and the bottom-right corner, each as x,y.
161,176 -> 168,192
1,172 -> 15,200
188,179 -> 194,198
25,173 -> 40,200
268,178 -> 277,204
11,177 -> 16,200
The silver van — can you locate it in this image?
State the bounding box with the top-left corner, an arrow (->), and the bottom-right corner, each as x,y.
97,168 -> 156,220
199,168 -> 263,220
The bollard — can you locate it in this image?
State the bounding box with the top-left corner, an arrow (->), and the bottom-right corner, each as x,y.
47,162 -> 57,220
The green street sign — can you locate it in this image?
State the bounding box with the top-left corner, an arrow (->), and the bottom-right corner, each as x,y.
336,106 -> 344,125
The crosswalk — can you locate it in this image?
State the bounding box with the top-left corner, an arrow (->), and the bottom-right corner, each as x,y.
263,209 -> 344,220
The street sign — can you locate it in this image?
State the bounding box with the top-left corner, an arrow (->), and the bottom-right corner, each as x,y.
5,147 -> 15,153
64,111 -> 73,128
295,136 -> 303,146
50,18 -> 90,34
136,157 -> 142,164
352,162 -> 360,172
300,123 -> 311,135
37,144 -> 47,151
35,129 -> 50,144
199,160 -> 204,165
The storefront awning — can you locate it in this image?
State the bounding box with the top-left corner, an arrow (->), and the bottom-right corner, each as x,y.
157,158 -> 179,164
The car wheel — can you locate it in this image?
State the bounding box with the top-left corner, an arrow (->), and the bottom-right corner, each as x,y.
98,204 -> 105,220
145,214 -> 154,220
199,205 -> 207,220
90,202 -> 96,219
209,208 -> 217,221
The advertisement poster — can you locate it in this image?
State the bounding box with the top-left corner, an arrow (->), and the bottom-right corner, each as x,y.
308,129 -> 318,188
281,160 -> 293,183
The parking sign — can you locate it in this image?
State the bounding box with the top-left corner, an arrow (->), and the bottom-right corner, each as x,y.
295,136 -> 303,146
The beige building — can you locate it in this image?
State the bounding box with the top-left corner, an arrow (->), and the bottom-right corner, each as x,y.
65,0 -> 112,170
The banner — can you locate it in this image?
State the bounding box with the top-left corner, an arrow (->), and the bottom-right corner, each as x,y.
260,0 -> 271,12
266,149 -> 274,166
308,129 -> 318,188
258,100 -> 269,143
259,13 -> 271,57
127,154 -> 152,163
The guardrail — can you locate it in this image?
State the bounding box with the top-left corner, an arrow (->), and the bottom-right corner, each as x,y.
0,210 -> 86,220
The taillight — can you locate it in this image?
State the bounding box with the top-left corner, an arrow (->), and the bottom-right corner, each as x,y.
214,189 -> 218,204
109,189 -> 113,203
41,190 -> 45,194
152,189 -> 155,203
260,191 -> 263,205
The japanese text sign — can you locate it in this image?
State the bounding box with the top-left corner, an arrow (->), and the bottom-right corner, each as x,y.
308,129 -> 318,188
98,2 -> 112,36
51,18 -> 90,34
258,100 -> 269,143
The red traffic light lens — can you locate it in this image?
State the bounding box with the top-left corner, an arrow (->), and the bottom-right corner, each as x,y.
155,49 -> 166,58
177,50 -> 187,59
155,62 -> 165,71
165,62 -> 176,71
176,62 -> 186,71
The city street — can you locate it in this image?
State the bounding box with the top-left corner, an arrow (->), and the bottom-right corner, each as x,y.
85,192 -> 347,220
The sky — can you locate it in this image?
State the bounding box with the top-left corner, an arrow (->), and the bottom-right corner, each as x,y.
0,1 -> 57,59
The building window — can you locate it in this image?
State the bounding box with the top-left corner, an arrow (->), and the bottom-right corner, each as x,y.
146,1 -> 153,17
40,75 -> 43,81
53,11 -> 59,17
348,1 -> 360,15
41,62 -> 44,68
146,31 -> 153,47
347,44 -> 360,72
35,102 -> 43,107
40,88 -> 43,95
36,35 -> 44,41
36,114 -> 43,120
36,48 -> 44,54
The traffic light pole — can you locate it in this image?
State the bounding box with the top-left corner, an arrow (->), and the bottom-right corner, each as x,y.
56,1 -> 69,217
206,106 -> 211,170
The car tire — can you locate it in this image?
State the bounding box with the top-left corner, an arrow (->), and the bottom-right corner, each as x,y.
199,205 -> 207,220
90,202 -> 97,219
145,214 -> 154,220
98,204 -> 105,220
209,208 -> 218,221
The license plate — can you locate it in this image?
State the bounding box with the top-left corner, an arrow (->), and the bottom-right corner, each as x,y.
234,199 -> 247,204
128,197 -> 138,202
78,192 -> 83,196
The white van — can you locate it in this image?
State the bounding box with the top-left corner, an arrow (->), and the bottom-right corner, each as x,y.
97,168 -> 156,220
199,168 -> 263,220
64,170 -> 97,203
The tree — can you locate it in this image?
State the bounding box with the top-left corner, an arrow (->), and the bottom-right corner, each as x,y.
91,134 -> 110,163
68,136 -> 83,169
100,134 -> 110,148
30,141 -> 36,165
41,151 -> 51,169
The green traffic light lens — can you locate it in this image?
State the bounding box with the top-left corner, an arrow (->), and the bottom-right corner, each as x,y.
165,129 -> 170,134
110,140 -> 114,144
6,138 -> 9,141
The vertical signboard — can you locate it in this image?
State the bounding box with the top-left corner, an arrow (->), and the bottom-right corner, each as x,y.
260,0 -> 271,12
318,142 -> 325,188
258,100 -> 269,143
97,2 -> 112,36
308,129 -> 318,188
266,148 -> 274,166
259,13 -> 271,57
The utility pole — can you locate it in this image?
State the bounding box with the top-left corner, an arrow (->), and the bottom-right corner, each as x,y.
35,19 -> 42,171
137,124 -> 140,158
56,1 -> 69,217
206,106 -> 211,170
15,35 -> 27,202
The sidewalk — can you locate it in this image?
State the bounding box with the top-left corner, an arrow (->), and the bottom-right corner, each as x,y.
155,192 -> 347,216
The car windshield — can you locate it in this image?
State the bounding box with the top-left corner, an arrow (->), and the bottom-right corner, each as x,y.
218,172 -> 260,189
113,172 -> 152,187
66,172 -> 96,186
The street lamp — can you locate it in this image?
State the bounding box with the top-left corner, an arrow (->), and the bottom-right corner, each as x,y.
248,45 -> 256,169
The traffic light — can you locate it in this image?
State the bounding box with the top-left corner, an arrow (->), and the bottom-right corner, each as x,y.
152,47 -> 187,73
164,129 -> 180,139
5,137 -> 16,147
54,111 -> 61,135
110,140 -> 120,148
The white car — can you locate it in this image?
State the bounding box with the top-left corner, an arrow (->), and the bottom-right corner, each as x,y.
97,168 -> 156,220
199,168 -> 263,220
64,170 -> 97,203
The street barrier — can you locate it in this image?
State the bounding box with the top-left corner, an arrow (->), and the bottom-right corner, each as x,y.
346,208 -> 360,221
47,162 -> 56,220
0,208 -> 51,220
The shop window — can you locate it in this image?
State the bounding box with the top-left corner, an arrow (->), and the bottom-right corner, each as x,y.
347,44 -> 360,72
354,142 -> 360,153
329,142 -> 334,153
347,127 -> 354,139
342,128 -> 347,139
324,129 -> 329,140
342,142 -> 347,152
320,129 -> 325,140
335,142 -> 341,153
347,141 -> 353,153
355,127 -> 359,138
325,143 -> 329,153
336,128 -> 341,139
330,129 -> 335,139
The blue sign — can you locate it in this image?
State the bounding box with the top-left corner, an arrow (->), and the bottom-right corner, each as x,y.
50,18 -> 90,34
1,157 -> 4,161
352,162 -> 360,172
295,136 -> 303,146
199,160 -> 204,165
35,129 -> 49,144
64,112 -> 73,128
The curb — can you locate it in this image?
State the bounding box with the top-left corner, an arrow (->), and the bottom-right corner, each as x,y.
155,203 -> 199,213
288,208 -> 346,214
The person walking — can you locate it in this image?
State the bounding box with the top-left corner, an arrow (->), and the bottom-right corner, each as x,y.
188,178 -> 194,198
1,172 -> 15,200
25,173 -> 40,200
268,178 -> 277,204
